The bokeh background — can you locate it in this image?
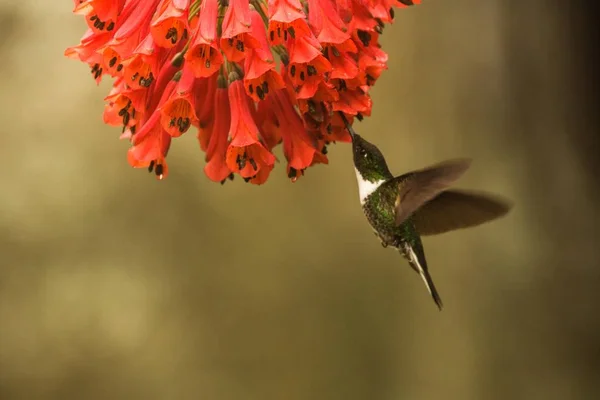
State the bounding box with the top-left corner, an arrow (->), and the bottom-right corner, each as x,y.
1,1 -> 598,399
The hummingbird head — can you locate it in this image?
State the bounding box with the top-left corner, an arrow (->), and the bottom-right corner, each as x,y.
351,133 -> 393,182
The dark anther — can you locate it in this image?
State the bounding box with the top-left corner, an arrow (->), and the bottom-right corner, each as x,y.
236,154 -> 246,170
261,81 -> 269,95
288,167 -> 297,178
284,30 -> 288,41
178,118 -> 191,133
140,72 -> 154,87
130,125 -> 137,135
398,0 -> 414,5
356,113 -> 364,121
118,108 -> 126,117
249,158 -> 257,171
357,30 -> 371,47
228,173 -> 234,181
116,64 -> 123,72
243,177 -> 251,183
228,38 -> 234,47
182,29 -> 188,40
300,71 -> 305,81
338,80 -> 347,91
288,27 -> 295,39
331,47 -> 340,57
89,15 -> 97,21
269,30 -> 274,41
236,40 -> 244,52
277,26 -> 281,37
176,117 -> 182,127
123,113 -> 130,126
366,73 -> 374,86
170,35 -> 177,45
109,57 -> 117,68
280,53 -> 289,66
290,65 -> 296,77
148,160 -> 155,173
389,8 -> 395,20
169,118 -> 176,127
326,124 -> 333,134
321,146 -> 328,155
307,65 -> 317,76
107,22 -> 115,31
248,84 -> 254,94
220,178 -> 227,185
166,27 -> 177,41
93,19 -> 101,29
256,85 -> 264,100
98,21 -> 105,30
131,109 -> 136,118
205,59 -> 211,69
155,163 -> 164,177
131,72 -> 139,81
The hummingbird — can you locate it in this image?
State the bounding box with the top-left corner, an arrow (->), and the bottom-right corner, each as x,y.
340,116 -> 513,310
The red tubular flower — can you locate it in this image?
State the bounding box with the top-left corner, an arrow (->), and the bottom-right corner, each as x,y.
151,0 -> 190,49
67,0 -> 422,183
184,0 -> 222,78
287,34 -> 332,99
159,67 -> 198,137
65,27 -> 115,84
103,78 -> 148,136
128,79 -> 177,179
73,0 -> 126,34
220,0 -> 260,62
243,11 -> 285,102
266,0 -> 312,46
120,34 -> 159,90
194,74 -> 218,151
226,77 -> 276,184
204,78 -> 233,183
263,89 -> 326,181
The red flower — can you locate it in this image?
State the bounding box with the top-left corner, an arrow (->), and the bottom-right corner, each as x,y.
243,11 -> 285,102
267,0 -> 311,46
225,77 -> 276,184
220,0 -> 260,62
159,67 -> 198,137
204,78 -> 233,183
151,0 -> 190,49
66,0 -> 422,183
184,0 -> 223,78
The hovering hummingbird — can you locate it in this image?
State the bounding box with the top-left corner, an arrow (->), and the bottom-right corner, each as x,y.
341,116 -> 512,310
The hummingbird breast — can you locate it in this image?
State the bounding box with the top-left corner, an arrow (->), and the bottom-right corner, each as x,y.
363,188 -> 403,247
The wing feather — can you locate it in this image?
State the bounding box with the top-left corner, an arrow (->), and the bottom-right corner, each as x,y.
394,158 -> 472,226
413,189 -> 513,235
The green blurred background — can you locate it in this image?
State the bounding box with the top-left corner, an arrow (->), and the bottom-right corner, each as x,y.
1,1 -> 598,399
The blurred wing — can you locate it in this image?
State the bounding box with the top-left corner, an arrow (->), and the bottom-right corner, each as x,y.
394,159 -> 472,226
413,189 -> 513,236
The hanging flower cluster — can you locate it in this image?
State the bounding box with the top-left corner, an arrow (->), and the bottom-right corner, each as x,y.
66,0 -> 421,183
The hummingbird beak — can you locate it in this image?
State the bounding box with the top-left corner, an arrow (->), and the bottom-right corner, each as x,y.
338,112 -> 357,141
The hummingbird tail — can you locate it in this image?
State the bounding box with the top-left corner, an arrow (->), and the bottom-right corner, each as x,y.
403,244 -> 444,310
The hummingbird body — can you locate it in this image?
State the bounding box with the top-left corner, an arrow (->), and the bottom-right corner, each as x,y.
356,167 -> 444,308
343,116 -> 512,310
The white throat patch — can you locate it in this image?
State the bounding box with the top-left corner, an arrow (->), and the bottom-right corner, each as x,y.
354,168 -> 385,205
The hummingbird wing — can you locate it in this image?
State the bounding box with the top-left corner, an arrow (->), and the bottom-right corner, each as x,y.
413,189 -> 513,236
394,158 -> 472,226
